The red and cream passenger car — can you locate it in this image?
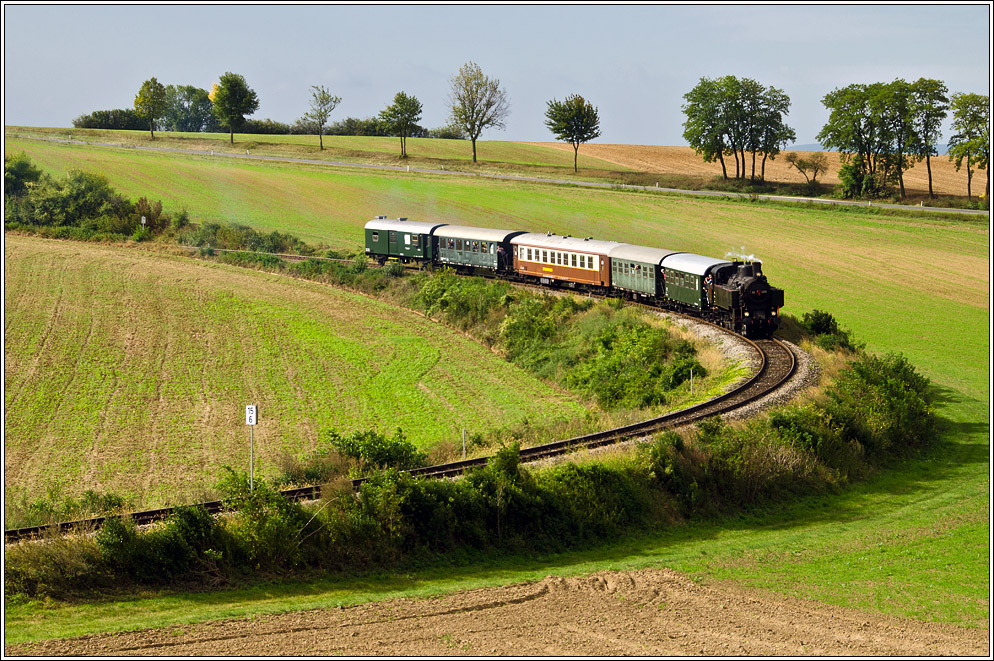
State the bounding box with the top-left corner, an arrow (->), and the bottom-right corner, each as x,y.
510,233 -> 621,288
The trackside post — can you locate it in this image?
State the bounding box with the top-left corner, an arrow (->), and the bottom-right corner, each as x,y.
246,404 -> 258,489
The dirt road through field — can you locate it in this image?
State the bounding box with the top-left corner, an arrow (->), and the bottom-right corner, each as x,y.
6,569 -> 987,656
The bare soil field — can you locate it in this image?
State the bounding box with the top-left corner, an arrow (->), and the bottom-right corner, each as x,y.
528,142 -> 983,198
6,569 -> 987,656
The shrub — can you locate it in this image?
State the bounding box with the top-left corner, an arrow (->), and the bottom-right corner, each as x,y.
837,159 -> 888,199
800,309 -> 862,353
640,432 -> 711,515
171,209 -> 190,230
824,352 -> 937,459
768,405 -> 863,478
134,196 -> 168,232
214,468 -> 318,570
325,428 -> 428,473
241,118 -> 291,135
5,531 -> 110,598
72,108 -> 145,130
4,151 -> 44,197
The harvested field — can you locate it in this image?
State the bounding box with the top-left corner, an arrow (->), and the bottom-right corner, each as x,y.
5,569 -> 987,656
527,142 -> 984,198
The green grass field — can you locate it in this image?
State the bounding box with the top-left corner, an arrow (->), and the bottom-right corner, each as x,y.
3,132 -> 989,643
3,236 -> 590,512
4,126 -> 631,175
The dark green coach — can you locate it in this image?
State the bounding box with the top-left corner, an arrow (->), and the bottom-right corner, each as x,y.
364,216 -> 447,264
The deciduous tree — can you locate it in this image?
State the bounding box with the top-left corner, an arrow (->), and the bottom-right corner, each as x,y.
682,76 -> 793,182
544,94 -> 601,173
301,85 -> 342,150
785,152 -> 829,186
447,61 -> 509,164
818,83 -> 895,197
909,78 -> 949,199
947,92 -> 990,200
877,79 -> 917,199
162,85 -> 219,133
134,77 -> 166,140
210,72 -> 259,145
379,91 -> 423,158
682,77 -> 730,178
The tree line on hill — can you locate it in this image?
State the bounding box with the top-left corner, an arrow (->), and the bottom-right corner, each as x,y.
682,75 -> 989,200
70,61 -> 586,170
75,63 -> 601,172
72,65 -> 986,199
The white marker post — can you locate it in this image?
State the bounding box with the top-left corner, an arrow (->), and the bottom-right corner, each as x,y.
246,404 -> 258,489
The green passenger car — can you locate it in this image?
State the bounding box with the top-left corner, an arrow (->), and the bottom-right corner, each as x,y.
607,244 -> 682,298
660,253 -> 734,309
434,225 -> 525,272
364,216 -> 447,263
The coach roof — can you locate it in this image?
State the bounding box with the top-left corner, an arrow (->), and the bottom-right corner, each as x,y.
364,217 -> 447,234
662,252 -> 734,276
434,225 -> 526,243
608,244 -> 684,265
511,232 -> 623,255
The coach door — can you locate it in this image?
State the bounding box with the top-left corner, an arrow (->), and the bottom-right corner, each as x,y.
388,230 -> 398,254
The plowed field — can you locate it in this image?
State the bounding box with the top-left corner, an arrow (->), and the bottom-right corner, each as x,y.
6,569 -> 987,656
528,142 -> 980,198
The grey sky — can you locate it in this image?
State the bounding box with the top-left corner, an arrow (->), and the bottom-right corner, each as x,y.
3,3 -> 991,145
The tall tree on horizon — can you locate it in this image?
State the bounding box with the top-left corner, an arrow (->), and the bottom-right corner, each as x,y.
210,72 -> 259,145
910,78 -> 949,199
302,85 -> 342,150
877,79 -> 917,199
161,84 -> 220,133
544,94 -> 601,173
447,61 -> 510,164
134,77 -> 166,140
947,92 -> 990,200
682,77 -> 730,179
379,91 -> 422,158
682,75 -> 793,182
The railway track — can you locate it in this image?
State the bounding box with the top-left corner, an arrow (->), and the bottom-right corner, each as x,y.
5,337 -> 795,544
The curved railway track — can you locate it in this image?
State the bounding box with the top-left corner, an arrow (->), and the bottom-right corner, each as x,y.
5,336 -> 795,544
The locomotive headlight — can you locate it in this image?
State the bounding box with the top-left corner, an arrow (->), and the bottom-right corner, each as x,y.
744,311 -> 750,317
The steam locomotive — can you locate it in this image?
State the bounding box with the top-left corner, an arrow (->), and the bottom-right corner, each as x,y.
364,216 -> 784,338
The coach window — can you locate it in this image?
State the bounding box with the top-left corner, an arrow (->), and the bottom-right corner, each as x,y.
372,232 -> 379,243
542,250 -> 548,263
481,242 -> 488,253
412,235 -> 419,247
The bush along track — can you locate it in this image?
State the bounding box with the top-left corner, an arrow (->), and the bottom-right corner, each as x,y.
5,315 -> 939,600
